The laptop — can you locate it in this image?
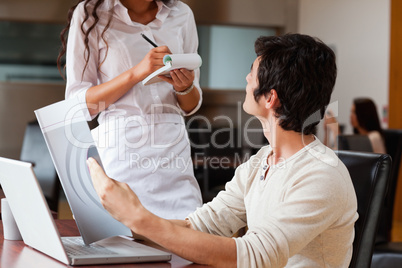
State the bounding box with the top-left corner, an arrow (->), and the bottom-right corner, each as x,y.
34,98 -> 134,245
0,157 -> 172,265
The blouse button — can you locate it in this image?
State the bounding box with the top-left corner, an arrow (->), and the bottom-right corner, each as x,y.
263,165 -> 268,170
260,175 -> 264,181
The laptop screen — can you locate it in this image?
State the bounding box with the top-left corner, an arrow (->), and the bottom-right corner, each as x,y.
0,157 -> 69,264
35,98 -> 132,244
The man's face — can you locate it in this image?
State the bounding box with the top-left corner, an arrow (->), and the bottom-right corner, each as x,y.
243,57 -> 262,116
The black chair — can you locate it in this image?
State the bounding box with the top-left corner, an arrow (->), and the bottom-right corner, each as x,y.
20,120 -> 60,213
187,118 -> 266,202
195,127 -> 247,202
186,119 -> 208,191
375,129 -> 402,243
338,134 -> 373,152
371,129 -> 402,268
336,151 -> 391,268
338,132 -> 398,244
199,128 -> 241,202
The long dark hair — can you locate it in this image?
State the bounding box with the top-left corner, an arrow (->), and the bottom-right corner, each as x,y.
57,0 -> 113,79
353,98 -> 383,136
57,0 -> 175,79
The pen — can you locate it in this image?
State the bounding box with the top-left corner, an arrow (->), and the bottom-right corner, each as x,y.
141,33 -> 158,48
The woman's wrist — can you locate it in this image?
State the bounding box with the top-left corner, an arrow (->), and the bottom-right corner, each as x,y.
173,83 -> 194,96
129,65 -> 147,85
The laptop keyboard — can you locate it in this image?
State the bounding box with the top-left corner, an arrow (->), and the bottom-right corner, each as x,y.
62,237 -> 118,256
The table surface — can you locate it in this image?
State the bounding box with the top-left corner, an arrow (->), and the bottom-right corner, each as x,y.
0,219 -> 207,268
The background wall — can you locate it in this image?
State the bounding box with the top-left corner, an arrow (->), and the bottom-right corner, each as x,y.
183,0 -> 298,32
0,0 -> 392,157
185,0 -> 391,141
197,25 -> 277,90
0,0 -> 72,23
0,83 -> 65,159
183,0 -> 300,148
0,0 -> 69,159
298,0 -> 390,137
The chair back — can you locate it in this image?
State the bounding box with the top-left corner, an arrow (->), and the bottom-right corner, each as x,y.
20,120 -> 60,212
337,150 -> 391,268
196,127 -> 245,202
375,129 -> 402,243
338,134 -> 373,152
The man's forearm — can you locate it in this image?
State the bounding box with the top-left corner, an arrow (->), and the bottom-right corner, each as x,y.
133,212 -> 237,267
168,219 -> 193,229
86,158 -> 235,266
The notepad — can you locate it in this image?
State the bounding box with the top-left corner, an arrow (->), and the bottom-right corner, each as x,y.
142,53 -> 202,85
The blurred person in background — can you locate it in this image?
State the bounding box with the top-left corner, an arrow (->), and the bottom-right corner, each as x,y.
324,97 -> 386,154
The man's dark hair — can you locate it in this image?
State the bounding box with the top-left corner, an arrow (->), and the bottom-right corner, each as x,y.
254,33 -> 337,135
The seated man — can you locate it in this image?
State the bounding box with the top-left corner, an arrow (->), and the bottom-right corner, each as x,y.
87,33 -> 358,267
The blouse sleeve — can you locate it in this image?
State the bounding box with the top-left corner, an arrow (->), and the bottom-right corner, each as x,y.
179,4 -> 202,116
65,3 -> 99,121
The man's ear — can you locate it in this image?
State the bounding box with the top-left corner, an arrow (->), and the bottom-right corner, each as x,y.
265,89 -> 279,109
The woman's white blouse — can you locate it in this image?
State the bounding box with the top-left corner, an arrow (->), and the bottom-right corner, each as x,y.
65,0 -> 203,219
65,0 -> 202,122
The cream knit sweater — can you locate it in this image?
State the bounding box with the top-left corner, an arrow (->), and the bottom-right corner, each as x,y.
188,139 -> 358,267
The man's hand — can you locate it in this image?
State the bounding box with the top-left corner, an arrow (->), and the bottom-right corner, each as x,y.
86,157 -> 145,231
86,158 -> 236,267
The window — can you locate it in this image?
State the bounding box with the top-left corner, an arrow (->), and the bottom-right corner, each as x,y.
0,21 -> 64,83
197,25 -> 276,90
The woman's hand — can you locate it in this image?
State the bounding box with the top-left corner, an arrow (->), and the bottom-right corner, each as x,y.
133,46 -> 172,81
159,68 -> 195,92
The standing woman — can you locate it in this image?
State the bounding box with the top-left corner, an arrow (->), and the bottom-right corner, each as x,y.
57,0 -> 203,219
